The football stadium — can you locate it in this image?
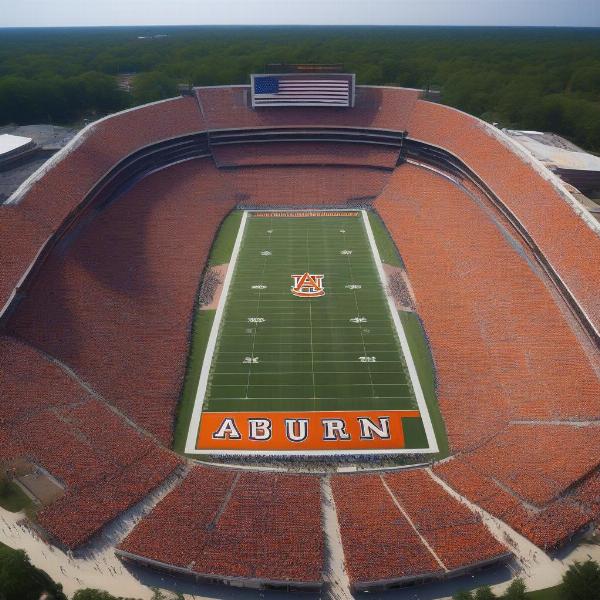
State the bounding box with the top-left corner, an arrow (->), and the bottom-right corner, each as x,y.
0,67 -> 599,596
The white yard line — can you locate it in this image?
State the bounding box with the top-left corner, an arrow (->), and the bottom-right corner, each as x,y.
220,323 -> 394,327
216,350 -> 399,353
309,303 -> 316,404
343,226 -> 377,399
243,250 -> 269,399
191,447 -> 430,457
184,211 -> 248,454
214,360 -> 405,364
213,371 -> 406,375
206,397 -> 415,401
218,342 -> 399,346
361,210 -> 439,453
306,230 -> 317,405
211,383 -> 409,387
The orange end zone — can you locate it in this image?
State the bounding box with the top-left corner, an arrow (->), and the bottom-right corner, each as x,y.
196,410 -> 421,453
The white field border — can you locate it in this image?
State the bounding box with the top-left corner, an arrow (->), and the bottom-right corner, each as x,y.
184,210 -> 248,454
361,210 -> 439,454
186,208 -> 439,456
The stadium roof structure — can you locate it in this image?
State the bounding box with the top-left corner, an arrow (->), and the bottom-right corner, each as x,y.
507,130 -> 600,171
0,83 -> 599,594
506,129 -> 600,193
0,133 -> 33,156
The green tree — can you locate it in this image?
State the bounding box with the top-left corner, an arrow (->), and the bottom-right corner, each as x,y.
1,27 -> 600,150
453,591 -> 474,600
72,590 -> 141,600
0,544 -> 67,600
132,71 -> 177,104
503,578 -> 526,600
474,586 -> 497,600
75,72 -> 128,113
561,560 -> 600,600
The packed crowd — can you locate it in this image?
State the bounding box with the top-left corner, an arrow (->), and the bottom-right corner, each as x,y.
0,207 -> 53,316
383,470 -> 509,571
375,163 -> 599,549
0,96 -> 205,316
6,159 -> 235,444
375,164 -> 600,451
573,470 -> 600,519
195,86 -> 420,131
0,336 -> 89,434
332,474 -> 443,585
120,466 -> 235,568
435,460 -> 592,551
0,85 -> 598,586
0,335 -> 182,548
407,99 -> 600,332
386,270 -> 414,309
197,472 -> 322,582
454,423 -> 600,506
120,468 -> 322,584
37,447 -> 181,548
228,166 -> 390,207
212,142 -> 399,169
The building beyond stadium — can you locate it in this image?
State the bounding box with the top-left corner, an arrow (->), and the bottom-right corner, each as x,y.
0,72 -> 599,592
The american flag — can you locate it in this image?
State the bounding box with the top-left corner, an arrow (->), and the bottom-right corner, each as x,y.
252,75 -> 352,107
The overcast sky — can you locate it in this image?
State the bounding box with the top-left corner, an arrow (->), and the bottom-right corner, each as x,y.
1,0 -> 599,28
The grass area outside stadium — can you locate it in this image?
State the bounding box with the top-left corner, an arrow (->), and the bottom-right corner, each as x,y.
0,478 -> 32,513
526,586 -> 563,600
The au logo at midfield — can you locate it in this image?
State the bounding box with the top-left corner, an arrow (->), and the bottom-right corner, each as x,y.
291,272 -> 325,298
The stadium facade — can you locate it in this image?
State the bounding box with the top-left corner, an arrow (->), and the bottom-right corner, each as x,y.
0,76 -> 599,592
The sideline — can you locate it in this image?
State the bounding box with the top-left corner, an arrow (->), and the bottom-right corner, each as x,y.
185,211 -> 248,454
362,210 -> 439,454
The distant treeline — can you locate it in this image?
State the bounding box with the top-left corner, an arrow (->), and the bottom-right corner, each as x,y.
1,26 -> 599,151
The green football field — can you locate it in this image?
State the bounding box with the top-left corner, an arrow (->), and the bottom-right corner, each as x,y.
186,210 -> 437,453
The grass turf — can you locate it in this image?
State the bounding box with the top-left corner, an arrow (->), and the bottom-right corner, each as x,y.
526,586 -> 563,600
172,209 -> 241,453
208,210 -> 243,267
200,211 -> 436,452
172,309 -> 215,454
0,480 -> 32,513
368,210 -> 403,268
399,306 -> 449,458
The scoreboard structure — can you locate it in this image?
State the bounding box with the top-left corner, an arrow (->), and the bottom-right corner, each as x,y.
250,72 -> 356,108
